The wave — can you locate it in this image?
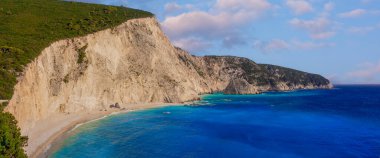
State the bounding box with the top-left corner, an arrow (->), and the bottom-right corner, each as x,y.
68,110 -> 135,133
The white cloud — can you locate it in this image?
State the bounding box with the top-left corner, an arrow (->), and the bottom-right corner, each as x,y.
162,11 -> 231,39
253,39 -> 334,53
289,17 -> 336,39
361,0 -> 376,4
291,40 -> 335,49
348,26 -> 376,34
253,39 -> 290,53
347,61 -> 380,80
338,9 -> 367,18
172,38 -> 212,53
323,2 -> 334,12
162,0 -> 273,52
316,2 -> 334,17
289,18 -> 329,32
162,0 -> 272,38
215,0 -> 272,11
310,31 -> 336,39
164,3 -> 194,14
346,22 -> 380,34
285,0 -> 313,15
164,3 -> 182,13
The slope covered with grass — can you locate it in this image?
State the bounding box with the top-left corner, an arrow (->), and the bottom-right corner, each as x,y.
0,0 -> 153,100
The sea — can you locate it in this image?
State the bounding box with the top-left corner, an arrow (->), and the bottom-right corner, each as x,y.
50,85 -> 380,158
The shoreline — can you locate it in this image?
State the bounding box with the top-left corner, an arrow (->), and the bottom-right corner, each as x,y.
27,87 -> 332,158
30,103 -> 181,158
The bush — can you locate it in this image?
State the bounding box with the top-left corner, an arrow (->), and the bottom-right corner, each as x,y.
0,69 -> 16,100
0,110 -> 28,158
77,45 -> 88,64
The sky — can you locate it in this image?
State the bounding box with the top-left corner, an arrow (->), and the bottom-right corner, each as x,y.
73,0 -> 380,84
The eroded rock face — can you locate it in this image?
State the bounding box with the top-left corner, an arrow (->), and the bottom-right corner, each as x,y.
199,56 -> 332,93
5,17 -> 331,135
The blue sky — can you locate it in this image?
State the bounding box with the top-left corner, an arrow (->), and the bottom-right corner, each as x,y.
74,0 -> 380,84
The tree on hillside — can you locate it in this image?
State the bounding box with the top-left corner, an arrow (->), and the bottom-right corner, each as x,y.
0,103 -> 27,158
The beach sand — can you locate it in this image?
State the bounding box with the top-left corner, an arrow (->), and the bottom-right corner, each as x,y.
28,103 -> 180,158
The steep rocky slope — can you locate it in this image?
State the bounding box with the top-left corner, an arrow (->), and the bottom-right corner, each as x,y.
199,56 -> 331,94
5,17 -> 331,139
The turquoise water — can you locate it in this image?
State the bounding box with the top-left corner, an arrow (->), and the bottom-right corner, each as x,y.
51,85 -> 380,158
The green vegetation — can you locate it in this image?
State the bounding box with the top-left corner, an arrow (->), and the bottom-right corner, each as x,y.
0,104 -> 28,158
77,45 -> 88,64
0,0 -> 153,100
63,74 -> 69,84
260,64 -> 330,86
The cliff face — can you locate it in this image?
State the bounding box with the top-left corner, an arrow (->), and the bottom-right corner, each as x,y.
199,56 -> 331,94
5,17 -> 331,135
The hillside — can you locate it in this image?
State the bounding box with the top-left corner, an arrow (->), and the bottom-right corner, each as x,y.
0,0 -> 153,99
199,56 -> 331,94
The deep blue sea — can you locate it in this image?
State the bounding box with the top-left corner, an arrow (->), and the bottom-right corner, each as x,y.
50,85 -> 380,158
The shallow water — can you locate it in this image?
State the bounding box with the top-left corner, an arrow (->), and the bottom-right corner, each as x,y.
51,85 -> 380,158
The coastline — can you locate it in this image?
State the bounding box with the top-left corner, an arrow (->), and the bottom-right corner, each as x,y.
29,103 -> 180,158
27,88 -> 333,158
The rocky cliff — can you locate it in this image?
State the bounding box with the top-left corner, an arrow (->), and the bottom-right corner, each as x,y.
200,56 -> 331,94
5,17 -> 331,136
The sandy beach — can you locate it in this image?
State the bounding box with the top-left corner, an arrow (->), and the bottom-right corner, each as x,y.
28,103 -> 180,158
